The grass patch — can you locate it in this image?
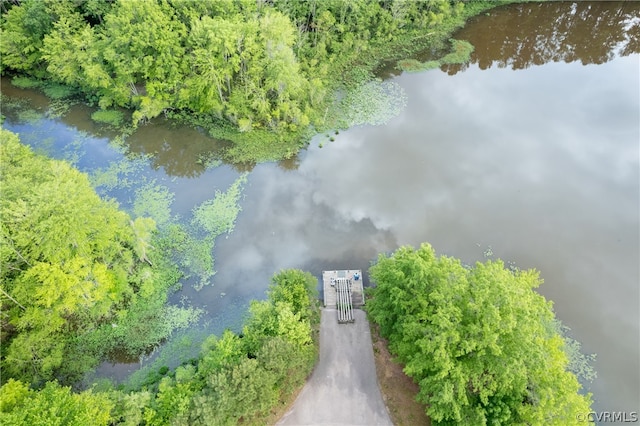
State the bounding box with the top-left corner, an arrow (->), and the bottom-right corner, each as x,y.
166,111 -> 307,164
212,125 -> 307,164
440,39 -> 474,64
397,58 -> 441,72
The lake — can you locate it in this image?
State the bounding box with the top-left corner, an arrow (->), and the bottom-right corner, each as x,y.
2,1 -> 638,421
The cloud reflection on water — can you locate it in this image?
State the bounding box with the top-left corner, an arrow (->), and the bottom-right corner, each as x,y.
208,54 -> 640,414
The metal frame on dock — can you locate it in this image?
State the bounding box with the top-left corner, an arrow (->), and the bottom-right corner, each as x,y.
322,270 -> 364,323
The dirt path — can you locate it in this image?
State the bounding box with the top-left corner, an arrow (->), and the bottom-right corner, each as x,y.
277,309 -> 392,426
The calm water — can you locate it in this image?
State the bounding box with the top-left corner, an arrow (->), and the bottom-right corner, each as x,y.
2,1 -> 638,421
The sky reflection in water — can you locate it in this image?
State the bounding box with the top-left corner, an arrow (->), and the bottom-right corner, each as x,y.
212,54 -> 639,415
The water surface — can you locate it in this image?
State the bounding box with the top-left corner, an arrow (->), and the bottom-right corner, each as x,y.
2,1 -> 638,420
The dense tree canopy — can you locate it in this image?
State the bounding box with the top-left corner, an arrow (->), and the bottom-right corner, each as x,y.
1,0 -> 473,136
366,244 -> 593,425
0,129 -> 189,385
0,379 -> 112,426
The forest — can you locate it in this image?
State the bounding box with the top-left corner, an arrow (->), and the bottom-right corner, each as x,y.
0,0 -> 501,161
1,130 -> 320,424
366,244 -> 594,425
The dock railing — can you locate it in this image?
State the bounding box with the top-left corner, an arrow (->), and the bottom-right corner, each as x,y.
336,278 -> 354,323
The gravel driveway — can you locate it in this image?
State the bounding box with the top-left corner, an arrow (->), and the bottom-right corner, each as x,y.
277,309 -> 392,426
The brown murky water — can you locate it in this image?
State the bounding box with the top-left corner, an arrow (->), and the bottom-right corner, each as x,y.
2,1 -> 638,421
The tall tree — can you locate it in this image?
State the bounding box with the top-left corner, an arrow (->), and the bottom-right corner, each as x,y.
367,244 -> 593,425
0,130 -> 156,383
0,0 -> 52,77
0,379 -> 113,426
99,0 -> 186,115
42,9 -> 112,98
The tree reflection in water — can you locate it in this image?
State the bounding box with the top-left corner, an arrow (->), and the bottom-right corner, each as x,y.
444,1 -> 640,74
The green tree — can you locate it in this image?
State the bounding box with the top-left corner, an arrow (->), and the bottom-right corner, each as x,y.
198,330 -> 245,377
0,0 -> 52,77
99,0 -> 186,115
268,269 -> 318,321
42,9 -> 112,97
367,243 -> 593,425
0,379 -> 113,426
0,130 -> 158,383
257,336 -> 315,398
203,357 -> 278,425
108,389 -> 153,426
0,267 -> 320,425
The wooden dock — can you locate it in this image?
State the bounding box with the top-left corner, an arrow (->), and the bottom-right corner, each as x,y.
322,270 -> 364,323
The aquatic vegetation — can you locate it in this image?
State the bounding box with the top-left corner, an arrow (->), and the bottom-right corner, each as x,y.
90,157 -> 148,192
133,182 -> 175,227
123,329 -> 207,391
180,236 -> 216,290
46,99 -> 73,118
182,174 -> 248,289
192,174 -> 247,237
195,153 -> 222,170
59,136 -> 85,166
42,83 -> 76,100
131,173 -> 249,291
397,39 -> 475,72
331,80 -> 408,128
10,76 -> 41,89
558,323 -> 598,383
16,108 -> 43,123
91,109 -> 125,127
93,163 -> 248,290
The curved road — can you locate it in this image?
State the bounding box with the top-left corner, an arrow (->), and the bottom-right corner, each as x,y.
278,309 -> 392,426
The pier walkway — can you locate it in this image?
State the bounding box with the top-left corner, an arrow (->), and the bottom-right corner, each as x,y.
277,309 -> 392,425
